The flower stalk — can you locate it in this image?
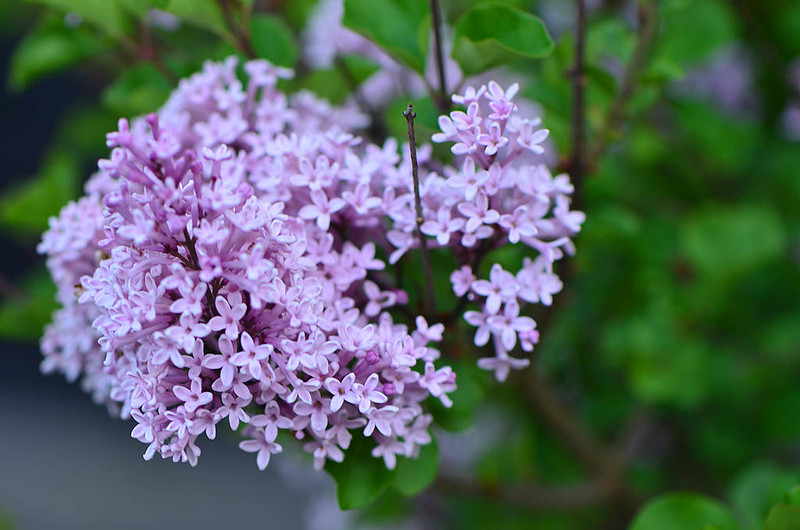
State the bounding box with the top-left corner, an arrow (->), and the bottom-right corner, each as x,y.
404,103 -> 437,318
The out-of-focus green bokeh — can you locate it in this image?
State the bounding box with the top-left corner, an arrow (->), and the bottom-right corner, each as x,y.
2,0 -> 800,528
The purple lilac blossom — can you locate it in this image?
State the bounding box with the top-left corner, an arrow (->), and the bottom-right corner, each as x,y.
420,81 -> 583,380
39,57 -> 457,472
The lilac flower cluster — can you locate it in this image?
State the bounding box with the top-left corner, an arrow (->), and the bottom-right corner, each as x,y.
39,57 -> 455,472
400,82 -> 585,382
39,55 -> 580,473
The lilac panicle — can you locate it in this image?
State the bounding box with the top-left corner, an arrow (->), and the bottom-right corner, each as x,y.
39,57 -> 454,472
422,81 -> 583,380
39,57 -> 581,474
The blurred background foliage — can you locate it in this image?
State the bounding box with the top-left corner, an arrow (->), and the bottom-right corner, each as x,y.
2,0 -> 800,528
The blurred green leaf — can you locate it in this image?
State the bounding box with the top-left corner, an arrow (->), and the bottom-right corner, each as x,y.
453,4 -> 553,77
343,0 -> 430,73
0,267 -> 57,340
299,68 -> 351,104
656,0 -> 737,65
392,438 -> 439,496
0,150 -> 79,235
785,486 -> 800,506
161,0 -> 229,36
641,58 -> 685,84
629,337 -> 710,408
587,17 -> 634,63
680,205 -> 785,282
102,63 -> 172,115
729,463 -> 800,529
249,14 -> 296,67
284,0 -> 320,30
675,102 -> 760,172
326,435 -> 395,510
630,492 -> 739,530
763,389 -> 800,442
9,14 -> 103,91
764,504 -> 800,530
26,0 -> 131,36
297,56 -> 380,104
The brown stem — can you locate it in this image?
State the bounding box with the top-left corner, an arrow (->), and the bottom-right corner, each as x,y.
590,0 -> 659,164
429,0 -> 450,113
513,366 -> 641,515
118,32 -> 178,85
569,0 -> 588,207
730,0 -> 786,85
219,0 -> 257,59
436,474 -> 621,510
514,366 -> 621,478
404,104 -> 436,318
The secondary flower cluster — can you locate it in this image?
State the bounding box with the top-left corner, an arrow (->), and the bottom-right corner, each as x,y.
393,82 -> 584,381
39,57 -> 454,472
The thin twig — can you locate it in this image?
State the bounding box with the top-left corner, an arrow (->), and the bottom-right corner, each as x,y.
219,0 -> 256,59
590,0 -> 659,164
512,366 -> 638,510
569,0 -> 588,207
513,367 -> 619,477
403,104 -> 436,318
428,0 -> 450,113
436,474 -> 619,510
118,32 -> 178,84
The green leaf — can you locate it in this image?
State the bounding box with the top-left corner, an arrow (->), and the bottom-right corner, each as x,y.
326,435 -> 395,510
0,267 -> 57,341
102,63 -> 172,116
284,0 -> 320,30
784,486 -> 800,506
453,4 -> 553,77
728,462 -> 800,529
641,58 -> 685,84
343,0 -> 430,73
680,205 -> 785,282
764,505 -> 800,530
630,493 -> 739,530
675,101 -> 760,171
27,0 -> 131,37
0,150 -> 80,235
249,14 -> 297,67
656,0 -> 737,65
9,15 -> 103,90
586,17 -> 634,63
161,0 -> 229,36
393,438 -> 439,496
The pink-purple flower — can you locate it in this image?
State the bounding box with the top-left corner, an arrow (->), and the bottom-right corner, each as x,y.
39,57 -> 454,473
